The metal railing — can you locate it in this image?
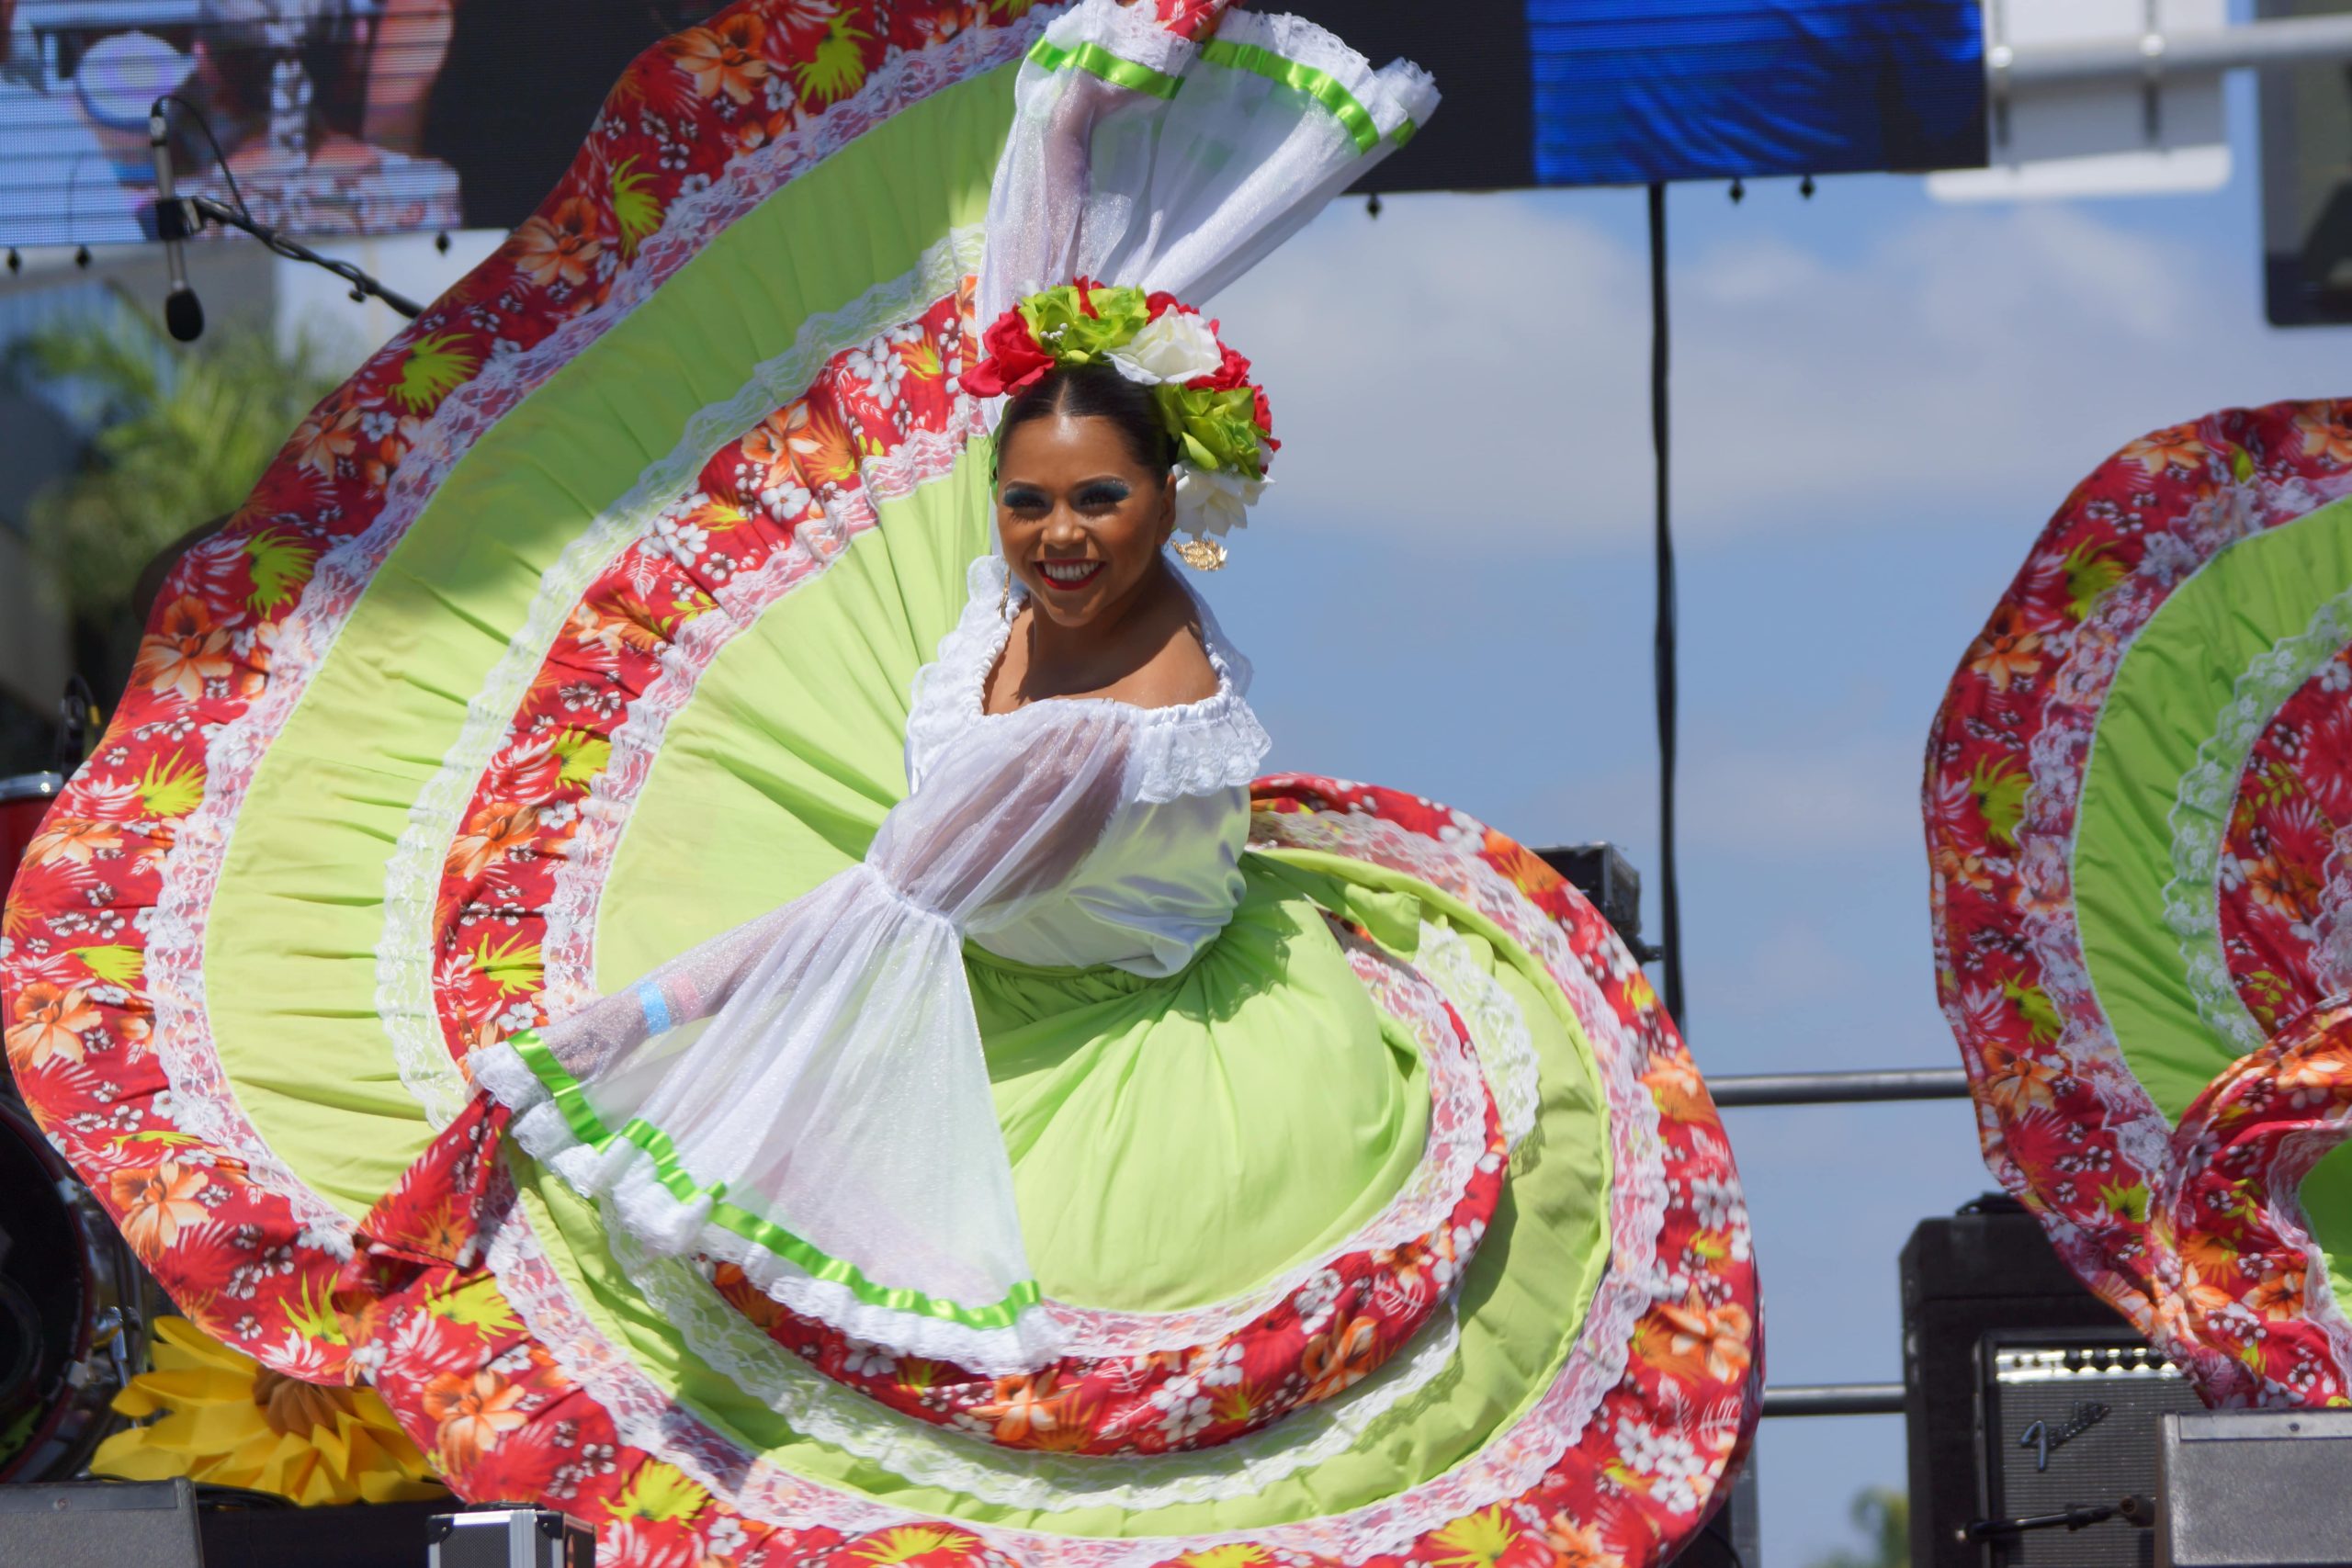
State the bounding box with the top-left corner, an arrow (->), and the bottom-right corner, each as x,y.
2000,13 -> 2352,89
1709,1067 -> 1970,1417
1708,1067 -> 1969,1110
1760,1383 -> 1905,1418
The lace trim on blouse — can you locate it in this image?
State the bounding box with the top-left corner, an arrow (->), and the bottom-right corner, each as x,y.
905,553 -> 1271,805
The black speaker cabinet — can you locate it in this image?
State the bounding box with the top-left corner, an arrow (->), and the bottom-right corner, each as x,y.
198,1495 -> 450,1567
0,1479 -> 204,1568
0,1483 -> 459,1567
1904,1201 -> 2206,1568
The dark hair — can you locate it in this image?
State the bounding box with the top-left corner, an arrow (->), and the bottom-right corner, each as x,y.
993,362 -> 1175,481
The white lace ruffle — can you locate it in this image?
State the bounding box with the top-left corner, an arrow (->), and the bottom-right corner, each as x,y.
1418,921 -> 1543,1153
477,1039 -> 1069,1376
905,554 -> 1271,807
1209,7 -> 1441,138
2163,584 -> 2352,1051
2318,828 -> 2352,998
615,1212 -> 1467,1512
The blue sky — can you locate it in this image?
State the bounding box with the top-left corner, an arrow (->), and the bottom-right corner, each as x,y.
1208,73 -> 2352,1568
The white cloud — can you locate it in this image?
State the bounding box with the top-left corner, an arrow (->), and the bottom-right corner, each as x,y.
1217,192 -> 2350,551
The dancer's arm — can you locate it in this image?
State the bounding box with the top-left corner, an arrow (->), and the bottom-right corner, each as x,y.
530,903 -> 791,1077
868,700 -> 1136,917
526,705 -> 1132,1075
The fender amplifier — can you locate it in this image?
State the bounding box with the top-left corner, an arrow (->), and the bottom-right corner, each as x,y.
1904,1201 -> 2205,1568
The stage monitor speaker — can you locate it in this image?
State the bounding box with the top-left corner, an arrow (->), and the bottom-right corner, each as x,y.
2158,1410 -> 2352,1568
1534,843 -> 1651,960
1904,1199 -> 2206,1568
0,1478 -> 203,1568
197,1495 -> 449,1567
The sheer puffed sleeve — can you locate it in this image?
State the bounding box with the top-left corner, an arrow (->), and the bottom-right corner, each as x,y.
532,906 -> 791,1080
537,705 -> 1132,1080
473,701 -> 1141,1373
868,699 -> 1135,916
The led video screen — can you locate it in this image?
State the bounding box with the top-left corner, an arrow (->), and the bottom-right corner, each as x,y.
0,0 -> 1987,247
1297,0 -> 1985,192
0,0 -> 692,246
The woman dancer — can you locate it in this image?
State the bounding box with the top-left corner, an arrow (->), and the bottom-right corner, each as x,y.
5,4 -> 1758,1562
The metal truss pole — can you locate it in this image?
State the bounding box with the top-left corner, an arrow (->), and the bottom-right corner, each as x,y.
1999,14 -> 2352,90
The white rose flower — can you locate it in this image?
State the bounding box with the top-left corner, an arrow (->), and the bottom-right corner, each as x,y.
1109,310 -> 1225,386
1173,463 -> 1268,540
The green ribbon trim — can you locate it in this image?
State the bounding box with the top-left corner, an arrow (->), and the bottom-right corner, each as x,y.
1024,36 -> 1183,100
1024,32 -> 1411,153
1197,38 -> 1396,154
506,1032 -> 1045,1333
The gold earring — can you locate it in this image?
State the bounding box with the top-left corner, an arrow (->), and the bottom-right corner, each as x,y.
998,569 -> 1012,619
1173,538 -> 1227,571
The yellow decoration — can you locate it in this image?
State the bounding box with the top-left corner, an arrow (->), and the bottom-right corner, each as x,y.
603,1460 -> 706,1525
1428,1506 -> 1524,1568
91,1316 -> 447,1506
1172,538 -> 1227,571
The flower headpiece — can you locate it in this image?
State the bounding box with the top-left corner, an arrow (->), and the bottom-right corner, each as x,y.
962,280 -> 1276,565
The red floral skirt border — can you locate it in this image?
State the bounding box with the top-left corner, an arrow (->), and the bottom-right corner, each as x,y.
1926,398 -> 2352,1404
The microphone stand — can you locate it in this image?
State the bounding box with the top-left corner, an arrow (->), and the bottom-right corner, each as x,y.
155,195 -> 423,320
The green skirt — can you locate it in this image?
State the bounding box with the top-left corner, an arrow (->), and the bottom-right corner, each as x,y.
973,863 -> 1431,1314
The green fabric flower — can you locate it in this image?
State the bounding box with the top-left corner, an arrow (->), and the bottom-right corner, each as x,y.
997,283 -> 1272,485
1017,283 -> 1151,366
1155,385 -> 1267,480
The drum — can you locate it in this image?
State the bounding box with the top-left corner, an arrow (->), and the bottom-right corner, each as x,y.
0,1098 -> 148,1483
1,773 -> 65,878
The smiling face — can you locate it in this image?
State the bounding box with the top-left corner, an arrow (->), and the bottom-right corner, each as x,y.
994,411 -> 1176,631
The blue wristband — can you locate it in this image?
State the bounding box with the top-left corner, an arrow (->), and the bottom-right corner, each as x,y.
634,979 -> 674,1037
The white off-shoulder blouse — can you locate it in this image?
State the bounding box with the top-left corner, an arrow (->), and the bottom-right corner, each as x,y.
905,553 -> 1271,977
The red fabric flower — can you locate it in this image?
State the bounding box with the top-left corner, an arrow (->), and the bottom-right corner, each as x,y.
960,307 -> 1054,398
1185,338 -> 1279,444
1193,340 -> 1252,393
1190,337 -> 1275,445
